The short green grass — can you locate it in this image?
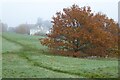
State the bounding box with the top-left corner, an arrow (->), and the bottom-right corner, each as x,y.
2,32 -> 118,78
3,53 -> 79,78
2,38 -> 22,53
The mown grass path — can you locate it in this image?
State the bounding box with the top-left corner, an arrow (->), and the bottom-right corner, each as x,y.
2,33 -> 118,78
2,33 -> 81,78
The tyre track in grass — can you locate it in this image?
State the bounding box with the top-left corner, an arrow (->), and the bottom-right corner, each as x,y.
3,35 -> 116,78
20,52 -> 110,78
2,35 -> 84,78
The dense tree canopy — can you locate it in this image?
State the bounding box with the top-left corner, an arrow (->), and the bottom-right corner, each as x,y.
40,4 -> 119,57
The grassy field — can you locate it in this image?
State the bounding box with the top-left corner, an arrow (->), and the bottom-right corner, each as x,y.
2,32 -> 118,78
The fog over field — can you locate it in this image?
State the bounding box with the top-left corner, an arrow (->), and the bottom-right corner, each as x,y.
0,0 -> 119,27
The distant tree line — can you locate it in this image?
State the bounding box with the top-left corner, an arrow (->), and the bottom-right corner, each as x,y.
0,18 -> 52,36
0,21 -> 8,32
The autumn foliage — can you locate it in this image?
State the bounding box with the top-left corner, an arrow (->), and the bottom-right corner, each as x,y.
40,4 -> 119,57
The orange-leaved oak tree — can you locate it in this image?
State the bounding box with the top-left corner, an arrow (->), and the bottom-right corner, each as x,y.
40,4 -> 118,57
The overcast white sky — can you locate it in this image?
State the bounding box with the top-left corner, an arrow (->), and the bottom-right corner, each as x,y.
0,0 -> 119,27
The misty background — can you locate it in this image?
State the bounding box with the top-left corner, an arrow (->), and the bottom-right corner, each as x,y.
0,0 -> 119,35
